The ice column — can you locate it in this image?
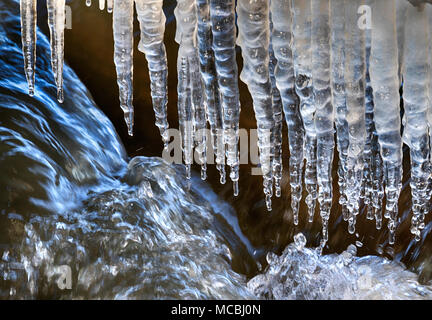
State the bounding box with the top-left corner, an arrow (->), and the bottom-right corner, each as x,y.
237,0 -> 274,210
370,0 -> 403,244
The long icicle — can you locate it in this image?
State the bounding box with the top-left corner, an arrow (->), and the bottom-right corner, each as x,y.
343,0 -> 366,234
196,0 -> 225,183
270,0 -> 304,223
311,0 -> 333,244
135,0 -> 170,149
190,52 -> 208,180
20,0 -> 37,97
210,0 -> 240,194
47,0 -> 65,103
174,0 -> 198,179
370,0 -> 403,245
330,0 -> 349,221
269,39 -> 284,198
113,0 -> 134,136
402,3 -> 430,241
292,0 -> 316,223
237,0 -> 274,210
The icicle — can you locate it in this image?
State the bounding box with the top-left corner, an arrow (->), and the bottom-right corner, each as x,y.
99,0 -> 105,11
428,5 -> 432,193
402,3 -> 430,242
113,0 -> 134,136
311,0 -> 333,244
20,0 -> 37,97
174,0 -> 199,180
135,0 -> 170,149
107,0 -> 113,13
270,0 -> 304,223
210,0 -> 241,194
396,0 -> 408,85
269,40 -> 283,198
190,53 -> 208,180
86,0 -> 91,7
196,0 -> 225,184
330,0 -> 349,221
47,0 -> 65,103
343,0 -> 366,234
237,0 -> 274,210
363,24 -> 375,221
370,0 -> 403,244
292,0 -> 316,222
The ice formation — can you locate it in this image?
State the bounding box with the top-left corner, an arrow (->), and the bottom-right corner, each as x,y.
18,0 -> 432,245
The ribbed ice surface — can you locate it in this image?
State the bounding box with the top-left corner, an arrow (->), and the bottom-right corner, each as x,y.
292,0 -> 317,223
344,0 -> 366,234
210,0 -> 241,195
19,0 -> 37,96
402,4 -> 430,241
196,0 -> 224,182
270,0 -> 304,221
370,0 -> 403,244
46,0 -> 65,103
330,0 -> 349,221
113,0 -> 134,136
237,0 -> 274,210
311,0 -> 333,244
135,0 -> 170,149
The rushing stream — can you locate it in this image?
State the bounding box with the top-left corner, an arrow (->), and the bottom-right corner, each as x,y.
1,0 -> 432,300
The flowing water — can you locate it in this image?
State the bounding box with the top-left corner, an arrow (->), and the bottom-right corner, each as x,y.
1,0 -> 432,300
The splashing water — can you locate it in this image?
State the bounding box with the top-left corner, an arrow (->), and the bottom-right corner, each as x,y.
248,233 -> 432,300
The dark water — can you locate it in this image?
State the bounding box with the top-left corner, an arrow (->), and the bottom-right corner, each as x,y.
1,0 -> 432,300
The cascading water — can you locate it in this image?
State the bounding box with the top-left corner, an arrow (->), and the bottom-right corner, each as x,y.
4,0 -> 432,300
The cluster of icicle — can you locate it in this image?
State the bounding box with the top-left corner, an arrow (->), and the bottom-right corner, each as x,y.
19,0 -> 432,246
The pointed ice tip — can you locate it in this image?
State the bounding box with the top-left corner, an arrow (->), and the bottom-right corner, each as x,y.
265,196 -> 272,212
186,164 -> 191,180
233,180 -> 239,196
200,167 -> 207,181
57,88 -> 64,103
127,125 -> 134,136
